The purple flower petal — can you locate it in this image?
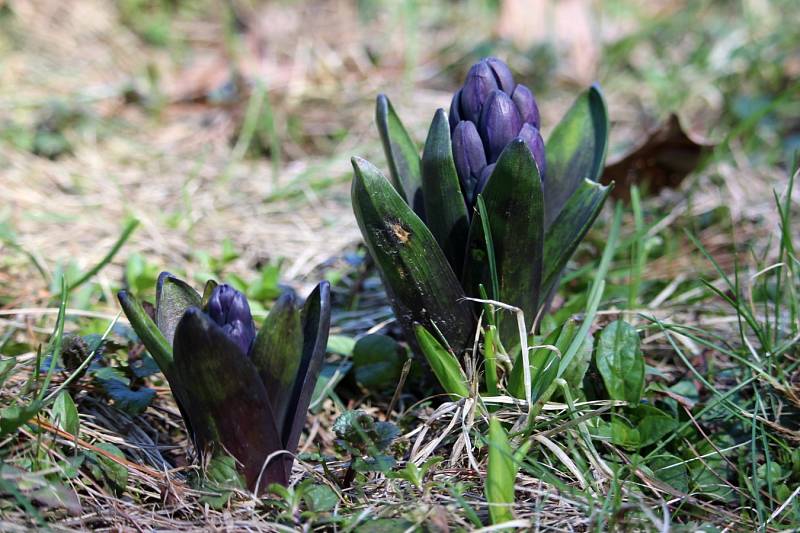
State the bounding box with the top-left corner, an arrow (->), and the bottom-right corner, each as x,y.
207,284 -> 256,357
452,120 -> 488,194
486,57 -> 516,94
518,123 -> 546,179
479,90 -> 522,163
512,84 -> 540,129
448,89 -> 462,132
460,61 -> 499,124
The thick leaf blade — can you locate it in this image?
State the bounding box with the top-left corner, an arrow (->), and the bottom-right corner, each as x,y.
118,290 -> 174,377
283,281 -> 331,465
414,324 -> 469,400
541,178 -> 611,298
156,272 -> 201,346
351,157 -> 475,354
421,109 -> 470,272
376,94 -> 424,218
250,291 -> 304,446
544,85 -> 609,227
485,417 -> 516,525
172,309 -> 287,490
595,320 -> 644,404
463,139 -> 544,348
352,334 -> 404,390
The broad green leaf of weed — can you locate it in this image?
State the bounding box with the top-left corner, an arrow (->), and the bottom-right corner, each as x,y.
595,320 -> 644,404
51,391 -> 79,436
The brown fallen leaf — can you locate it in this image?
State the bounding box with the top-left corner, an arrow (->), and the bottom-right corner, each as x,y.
602,114 -> 715,201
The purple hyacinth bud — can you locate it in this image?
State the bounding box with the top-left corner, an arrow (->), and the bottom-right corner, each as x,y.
479,90 -> 523,163
460,61 -> 499,124
448,89 -> 462,132
486,57 -> 516,94
207,284 -> 256,356
518,123 -> 547,179
452,121 -> 488,194
511,84 -> 540,129
472,163 -> 496,204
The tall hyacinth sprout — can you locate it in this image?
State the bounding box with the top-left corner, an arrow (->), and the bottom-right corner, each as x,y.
351,57 -> 612,397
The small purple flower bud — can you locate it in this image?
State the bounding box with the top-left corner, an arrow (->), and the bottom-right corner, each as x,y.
448,89 -> 462,132
518,123 -> 547,179
472,163 -> 496,204
452,121 -> 488,195
479,90 -> 522,163
460,61 -> 499,124
486,57 -> 516,94
207,284 -> 256,356
511,84 -> 540,129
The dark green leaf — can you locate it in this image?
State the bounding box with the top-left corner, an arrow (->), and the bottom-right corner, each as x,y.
354,518 -> 416,533
250,291 -> 304,446
414,324 -> 469,400
541,179 -> 611,299
117,290 -> 174,378
173,309 -> 286,490
93,443 -> 128,491
352,334 -> 403,390
156,273 -> 201,346
302,483 -> 338,512
98,378 -> 155,416
51,391 -> 79,436
283,282 -> 331,464
648,454 -> 689,493
595,320 -> 644,404
375,94 -> 424,218
420,109 -> 470,272
485,417 -> 515,525
351,157 -> 475,354
544,85 -> 609,227
463,139 -> 544,350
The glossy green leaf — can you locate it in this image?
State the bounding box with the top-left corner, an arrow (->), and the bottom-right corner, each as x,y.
352,157 -> 475,354
352,334 -> 403,390
414,325 -> 469,400
283,281 -> 331,462
596,405 -> 677,450
375,94 -> 424,218
156,272 -> 201,346
508,326 -> 561,402
172,309 -> 286,490
51,391 -> 79,436
463,139 -> 544,349
595,320 -> 644,404
541,179 -> 611,299
544,84 -> 609,227
485,418 -> 516,525
117,290 -> 174,378
250,291 -> 304,446
420,109 -> 470,272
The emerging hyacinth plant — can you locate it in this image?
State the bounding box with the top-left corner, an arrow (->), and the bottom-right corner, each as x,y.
118,274 -> 331,491
351,57 -> 612,358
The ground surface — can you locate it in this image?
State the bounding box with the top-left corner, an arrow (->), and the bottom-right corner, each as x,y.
1,1 -> 799,531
